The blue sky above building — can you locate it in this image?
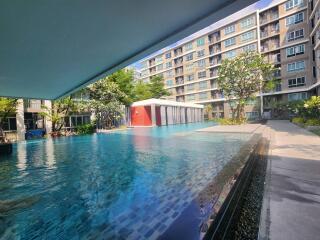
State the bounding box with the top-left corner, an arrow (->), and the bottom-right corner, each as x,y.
131,0 -> 280,70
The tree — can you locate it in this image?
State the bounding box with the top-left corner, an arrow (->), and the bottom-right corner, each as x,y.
148,75 -> 170,99
0,98 -> 18,142
86,77 -> 127,129
133,75 -> 170,101
204,104 -> 213,120
107,69 -> 135,105
40,97 -> 78,133
217,51 -> 275,120
133,81 -> 153,101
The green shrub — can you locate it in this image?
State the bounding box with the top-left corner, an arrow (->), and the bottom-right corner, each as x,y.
292,117 -> 305,124
305,118 -> 320,126
217,118 -> 247,125
75,123 -> 95,135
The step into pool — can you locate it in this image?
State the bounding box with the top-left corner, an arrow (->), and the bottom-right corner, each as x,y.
0,122 -> 252,240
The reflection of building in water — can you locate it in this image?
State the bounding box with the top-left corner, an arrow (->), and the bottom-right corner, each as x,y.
45,138 -> 56,169
16,143 -> 27,171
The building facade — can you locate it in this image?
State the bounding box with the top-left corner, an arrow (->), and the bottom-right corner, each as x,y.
138,0 -> 320,119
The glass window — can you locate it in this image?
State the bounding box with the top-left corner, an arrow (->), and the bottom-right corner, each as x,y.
198,71 -> 207,79
240,30 -> 255,42
242,44 -> 257,52
155,55 -> 163,63
199,92 -> 208,100
286,44 -> 305,57
186,74 -> 194,81
185,63 -> 194,71
199,81 -> 208,90
288,76 -> 305,88
156,64 -> 163,71
287,61 -> 305,72
196,37 -> 205,46
240,16 -> 254,29
165,52 -> 171,59
166,62 -> 172,68
197,49 -> 205,57
224,37 -> 236,47
285,0 -> 304,10
197,59 -> 206,68
185,53 -> 193,61
186,94 -> 195,101
166,80 -> 174,86
288,92 -> 307,101
225,50 -> 236,59
184,42 -> 193,51
187,84 -> 195,91
224,24 -> 235,35
83,116 -> 90,124
286,12 -> 304,26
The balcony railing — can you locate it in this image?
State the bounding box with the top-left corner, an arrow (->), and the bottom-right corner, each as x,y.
24,100 -> 42,110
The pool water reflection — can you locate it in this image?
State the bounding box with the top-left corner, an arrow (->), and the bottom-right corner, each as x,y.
0,122 -> 251,239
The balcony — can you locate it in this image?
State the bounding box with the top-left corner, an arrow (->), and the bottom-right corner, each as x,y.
24,100 -> 43,112
210,71 -> 218,77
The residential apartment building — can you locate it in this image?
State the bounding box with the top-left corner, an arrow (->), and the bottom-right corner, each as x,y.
138,0 -> 320,119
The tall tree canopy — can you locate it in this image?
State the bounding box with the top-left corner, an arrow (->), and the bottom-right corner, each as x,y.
218,51 -> 275,120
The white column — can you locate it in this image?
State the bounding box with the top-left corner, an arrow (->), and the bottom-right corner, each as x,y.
43,100 -> 52,135
151,104 -> 156,126
16,99 -> 25,141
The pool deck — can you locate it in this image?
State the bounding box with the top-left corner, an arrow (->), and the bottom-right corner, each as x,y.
197,123 -> 264,134
259,120 -> 320,240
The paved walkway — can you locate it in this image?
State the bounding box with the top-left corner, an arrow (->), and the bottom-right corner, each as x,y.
259,120 -> 320,240
197,123 -> 263,133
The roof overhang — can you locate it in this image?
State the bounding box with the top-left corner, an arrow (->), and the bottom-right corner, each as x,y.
0,0 -> 258,99
132,98 -> 204,108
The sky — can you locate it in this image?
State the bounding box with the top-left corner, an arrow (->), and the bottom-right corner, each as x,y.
131,0 -> 282,70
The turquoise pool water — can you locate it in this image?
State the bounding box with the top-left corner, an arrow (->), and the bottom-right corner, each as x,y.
0,123 -> 251,240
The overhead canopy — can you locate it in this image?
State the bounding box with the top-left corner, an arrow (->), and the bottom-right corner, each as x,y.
0,0 -> 257,99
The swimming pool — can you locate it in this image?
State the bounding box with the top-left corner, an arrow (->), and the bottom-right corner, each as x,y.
0,123 -> 251,240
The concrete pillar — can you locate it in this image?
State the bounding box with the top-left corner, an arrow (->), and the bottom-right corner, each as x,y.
16,99 -> 26,141
43,100 -> 52,134
151,104 -> 156,126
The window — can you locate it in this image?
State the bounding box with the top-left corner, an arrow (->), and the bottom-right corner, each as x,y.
287,29 -> 304,41
288,76 -> 305,88
187,84 -> 195,91
184,42 -> 193,51
185,63 -> 194,71
224,37 -> 236,47
141,61 -> 148,69
286,44 -> 305,57
1,117 -> 17,131
156,64 -> 163,71
240,30 -> 255,42
197,59 -> 206,68
166,70 -> 174,77
199,81 -> 208,90
225,50 -> 236,59
186,74 -> 194,81
198,71 -> 207,79
197,49 -> 205,57
185,53 -> 193,61
165,52 -> 171,59
166,62 -> 172,68
285,0 -> 304,11
155,55 -> 163,63
197,37 -> 205,46
242,44 -> 257,52
240,16 -> 254,29
224,24 -> 235,35
286,12 -> 304,26
288,92 -> 307,101
287,61 -> 305,72
199,92 -> 208,100
186,94 -> 195,101
166,80 -> 174,86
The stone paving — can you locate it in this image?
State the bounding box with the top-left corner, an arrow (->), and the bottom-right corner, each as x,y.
259,120 -> 320,240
